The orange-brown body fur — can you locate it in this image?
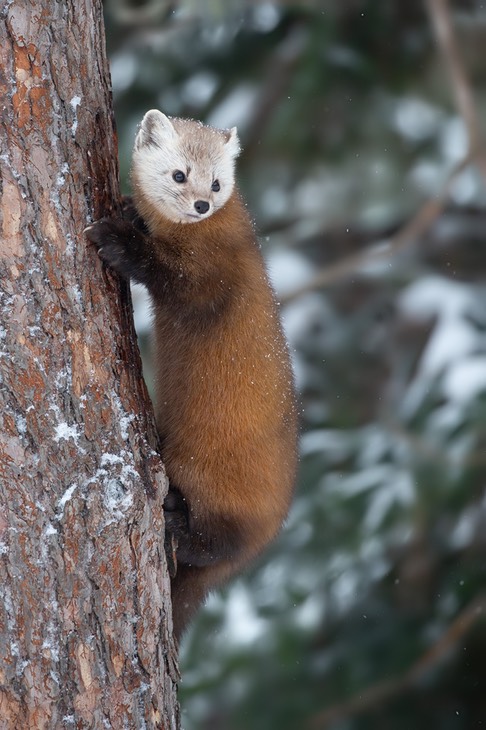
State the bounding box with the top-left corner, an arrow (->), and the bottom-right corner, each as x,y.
86,111 -> 298,642
140,193 -> 297,638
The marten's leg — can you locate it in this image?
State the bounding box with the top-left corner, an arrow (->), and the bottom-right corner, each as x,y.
164,487 -> 245,568
85,217 -> 161,290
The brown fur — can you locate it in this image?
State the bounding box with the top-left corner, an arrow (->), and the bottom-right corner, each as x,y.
87,163 -> 298,643
136,188 -> 298,639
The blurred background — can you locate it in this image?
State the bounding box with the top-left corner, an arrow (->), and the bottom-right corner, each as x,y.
103,1 -> 486,727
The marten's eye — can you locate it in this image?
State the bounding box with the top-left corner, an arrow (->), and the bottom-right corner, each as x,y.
173,170 -> 186,183
211,180 -> 220,192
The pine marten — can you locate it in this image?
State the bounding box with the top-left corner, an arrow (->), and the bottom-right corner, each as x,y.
85,110 -> 298,642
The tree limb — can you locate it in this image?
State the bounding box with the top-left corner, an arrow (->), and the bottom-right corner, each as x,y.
281,155 -> 472,304
282,0 -> 486,305
426,0 -> 486,171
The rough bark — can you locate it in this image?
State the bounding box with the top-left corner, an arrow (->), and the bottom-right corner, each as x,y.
0,1 -> 179,728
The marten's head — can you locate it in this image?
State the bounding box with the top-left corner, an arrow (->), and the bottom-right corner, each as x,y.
132,110 -> 240,225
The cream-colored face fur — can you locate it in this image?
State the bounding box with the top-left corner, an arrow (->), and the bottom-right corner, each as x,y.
132,110 -> 240,225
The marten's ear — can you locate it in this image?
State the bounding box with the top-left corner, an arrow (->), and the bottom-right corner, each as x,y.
135,110 -> 176,150
224,126 -> 241,159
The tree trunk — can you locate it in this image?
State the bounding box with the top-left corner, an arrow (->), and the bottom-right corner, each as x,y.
0,1 -> 179,728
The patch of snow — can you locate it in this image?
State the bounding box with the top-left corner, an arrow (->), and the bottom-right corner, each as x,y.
53,422 -> 80,443
363,473 -> 415,532
267,248 -> 313,297
332,567 -> 360,611
57,483 -> 77,517
440,116 -> 468,163
54,367 -> 72,390
294,593 -> 322,631
399,275 -> 472,323
300,428 -> 352,461
181,71 -> 218,107
450,507 -> 479,549
100,452 -> 124,467
207,84 -> 257,130
104,479 -> 134,514
443,356 -> 486,404
70,95 -> 82,136
393,96 -> 443,141
119,414 -> 135,442
423,315 -> 476,377
68,283 -> 82,306
110,54 -> 137,93
222,582 -> 266,645
131,282 -> 153,334
399,275 -> 484,419
15,414 -> 26,435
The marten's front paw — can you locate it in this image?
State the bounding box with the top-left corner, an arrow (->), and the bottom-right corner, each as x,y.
85,218 -> 136,275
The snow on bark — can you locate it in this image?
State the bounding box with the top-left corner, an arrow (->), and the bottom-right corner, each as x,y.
0,1 -> 179,727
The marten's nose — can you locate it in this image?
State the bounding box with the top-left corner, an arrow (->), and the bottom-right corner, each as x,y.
194,200 -> 210,214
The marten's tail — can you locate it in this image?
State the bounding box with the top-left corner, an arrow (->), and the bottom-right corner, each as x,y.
170,561 -> 235,643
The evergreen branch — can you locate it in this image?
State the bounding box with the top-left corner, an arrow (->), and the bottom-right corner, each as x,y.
281,155 -> 472,305
310,593 -> 486,728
